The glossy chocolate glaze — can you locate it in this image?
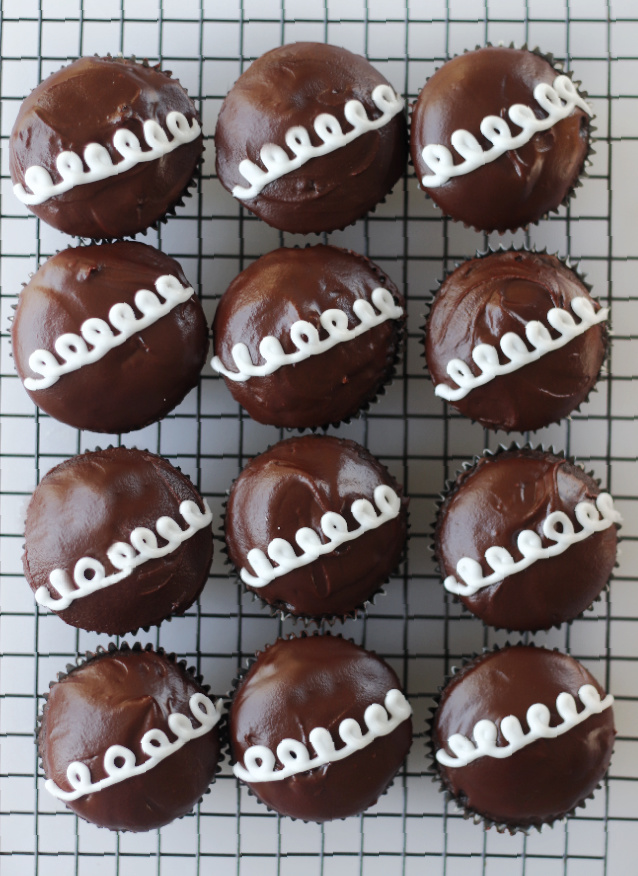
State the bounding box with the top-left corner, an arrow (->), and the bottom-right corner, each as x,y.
23,447 -> 213,635
434,449 -> 618,631
230,635 -> 412,821
39,648 -> 221,832
10,56 -> 203,239
215,42 -> 407,233
433,646 -> 615,828
224,435 -> 408,619
410,47 -> 590,232
212,245 -> 404,428
425,251 -> 606,432
12,241 -> 209,434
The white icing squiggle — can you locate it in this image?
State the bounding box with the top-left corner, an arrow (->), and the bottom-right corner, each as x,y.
241,485 -> 402,589
232,84 -> 404,200
420,75 -> 592,188
234,688 -> 411,783
212,287 -> 403,382
434,297 -> 608,403
24,274 -> 195,391
14,111 -> 201,206
436,684 -> 613,768
35,499 -> 213,611
444,493 -> 621,598
45,693 -> 222,801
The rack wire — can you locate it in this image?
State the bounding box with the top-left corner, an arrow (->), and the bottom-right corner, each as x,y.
1,1 -> 636,873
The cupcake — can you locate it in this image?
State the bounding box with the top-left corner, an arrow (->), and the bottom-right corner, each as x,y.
431,644 -> 615,831
38,644 -> 223,832
434,447 -> 621,632
10,56 -> 203,239
211,245 -> 405,429
24,447 -> 214,636
410,46 -> 592,232
11,241 -> 209,434
224,434 -> 409,621
425,249 -> 608,432
229,633 -> 412,822
214,42 -> 407,234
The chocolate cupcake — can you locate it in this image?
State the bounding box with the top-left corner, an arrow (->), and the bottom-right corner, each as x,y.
425,249 -> 608,432
431,645 -> 615,831
211,245 -> 405,429
215,42 -> 407,234
229,633 -> 412,822
24,447 -> 214,636
224,434 -> 409,621
434,447 -> 621,632
410,46 -> 592,232
38,644 -> 223,832
10,56 -> 203,239
11,241 -> 209,434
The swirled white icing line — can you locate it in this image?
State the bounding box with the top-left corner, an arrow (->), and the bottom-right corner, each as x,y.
434,297 -> 608,403
212,287 -> 403,382
14,111 -> 201,206
240,484 -> 402,589
35,499 -> 213,611
234,688 -> 411,783
444,493 -> 621,598
24,274 -> 195,391
420,75 -> 592,188
45,693 -> 223,801
436,684 -> 613,768
232,84 -> 404,200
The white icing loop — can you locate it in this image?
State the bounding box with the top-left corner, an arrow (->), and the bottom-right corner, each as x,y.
436,685 -> 613,768
233,688 -> 412,783
35,499 -> 213,611
240,485 -> 402,589
45,694 -> 223,801
212,286 -> 403,382
24,274 -> 195,391
232,84 -> 404,200
420,74 -> 592,188
434,297 -> 608,402
444,493 -> 621,597
14,111 -> 201,206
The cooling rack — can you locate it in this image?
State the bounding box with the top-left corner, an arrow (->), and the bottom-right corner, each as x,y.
1,1 -> 636,873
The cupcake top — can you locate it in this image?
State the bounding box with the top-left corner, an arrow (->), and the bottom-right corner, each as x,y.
224,434 -> 408,620
39,646 -> 223,832
410,47 -> 592,232
425,249 -> 608,432
24,447 -> 214,636
215,42 -> 407,234
432,645 -> 615,830
10,56 -> 203,239
11,241 -> 209,434
229,634 -> 412,822
211,244 -> 405,429
434,448 -> 621,631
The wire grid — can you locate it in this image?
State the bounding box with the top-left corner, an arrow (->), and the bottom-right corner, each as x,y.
0,0 -> 636,874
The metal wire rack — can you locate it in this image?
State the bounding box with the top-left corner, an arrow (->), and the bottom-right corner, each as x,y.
1,0 -> 636,873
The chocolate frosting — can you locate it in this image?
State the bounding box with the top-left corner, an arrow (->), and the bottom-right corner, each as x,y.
410,47 -> 590,232
39,648 -> 221,832
224,435 -> 408,619
434,449 -> 618,631
433,645 -> 615,828
212,245 -> 404,428
215,42 -> 407,233
12,241 -> 209,434
425,250 -> 607,432
10,56 -> 203,239
23,447 -> 213,635
230,634 -> 412,822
